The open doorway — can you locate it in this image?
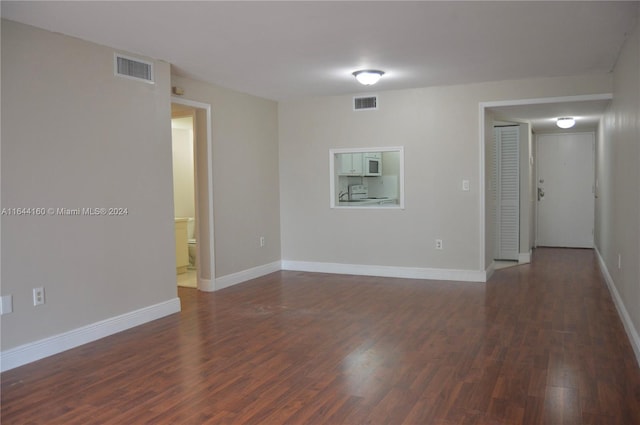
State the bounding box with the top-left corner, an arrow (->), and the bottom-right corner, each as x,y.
171,112 -> 197,288
171,98 -> 215,292
480,94 -> 611,276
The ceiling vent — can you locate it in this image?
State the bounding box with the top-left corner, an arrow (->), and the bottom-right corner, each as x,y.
114,54 -> 154,83
353,95 -> 378,111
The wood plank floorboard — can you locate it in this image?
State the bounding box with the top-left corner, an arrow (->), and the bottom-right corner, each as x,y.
2,248 -> 640,424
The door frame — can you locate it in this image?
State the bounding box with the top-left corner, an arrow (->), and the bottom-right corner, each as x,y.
478,93 -> 611,277
171,96 -> 215,292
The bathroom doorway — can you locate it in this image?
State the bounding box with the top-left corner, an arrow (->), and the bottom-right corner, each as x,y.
171,111 -> 197,288
171,98 -> 215,292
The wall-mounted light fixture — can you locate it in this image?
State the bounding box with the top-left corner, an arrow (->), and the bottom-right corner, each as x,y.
556,117 -> 576,129
352,70 -> 385,86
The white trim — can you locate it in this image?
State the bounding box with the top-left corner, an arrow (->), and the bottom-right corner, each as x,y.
171,97 -> 215,292
0,298 -> 180,372
329,146 -> 404,154
329,150 -> 336,207
282,260 -> 486,282
595,247 -> 640,368
485,261 -> 496,281
480,93 -> 613,109
215,261 -> 281,290
478,93 -> 612,280
197,277 -> 213,292
518,250 -> 532,264
478,102 -> 487,272
329,146 -> 405,209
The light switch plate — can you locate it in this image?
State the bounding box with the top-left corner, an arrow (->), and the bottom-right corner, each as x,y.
1,295 -> 13,315
462,180 -> 470,191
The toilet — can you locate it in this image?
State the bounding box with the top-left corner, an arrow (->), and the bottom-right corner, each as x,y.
187,217 -> 197,268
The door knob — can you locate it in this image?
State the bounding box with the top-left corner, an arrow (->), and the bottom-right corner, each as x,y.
538,187 -> 545,201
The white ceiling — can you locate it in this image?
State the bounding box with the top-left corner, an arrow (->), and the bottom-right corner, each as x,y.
2,1 -> 638,102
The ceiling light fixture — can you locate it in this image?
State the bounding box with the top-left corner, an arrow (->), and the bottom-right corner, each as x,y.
556,117 -> 576,129
352,70 -> 385,86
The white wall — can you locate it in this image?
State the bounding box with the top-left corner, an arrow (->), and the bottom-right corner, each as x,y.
596,9 -> 640,357
1,20 -> 177,350
171,117 -> 195,219
279,74 -> 612,274
170,76 -> 281,279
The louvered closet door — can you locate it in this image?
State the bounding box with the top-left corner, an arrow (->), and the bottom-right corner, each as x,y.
495,126 -> 519,260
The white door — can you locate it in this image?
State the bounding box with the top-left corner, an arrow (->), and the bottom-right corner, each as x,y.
536,133 -> 594,248
495,126 -> 519,260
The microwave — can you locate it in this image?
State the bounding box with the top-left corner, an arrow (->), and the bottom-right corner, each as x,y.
363,154 -> 382,176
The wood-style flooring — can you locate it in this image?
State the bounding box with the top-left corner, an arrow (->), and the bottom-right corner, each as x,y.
2,248 -> 639,424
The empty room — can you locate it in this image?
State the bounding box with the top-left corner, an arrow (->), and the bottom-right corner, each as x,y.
1,2 -> 639,424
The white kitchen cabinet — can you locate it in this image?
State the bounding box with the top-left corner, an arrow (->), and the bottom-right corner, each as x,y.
337,153 -> 364,175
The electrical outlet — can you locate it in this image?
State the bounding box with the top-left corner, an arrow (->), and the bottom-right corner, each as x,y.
259,236 -> 265,248
435,239 -> 443,250
33,287 -> 45,306
462,180 -> 470,191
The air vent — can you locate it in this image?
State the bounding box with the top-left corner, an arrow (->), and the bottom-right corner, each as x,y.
353,95 -> 378,111
114,54 -> 154,83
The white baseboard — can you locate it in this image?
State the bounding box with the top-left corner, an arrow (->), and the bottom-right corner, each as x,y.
215,261 -> 281,290
281,260 -> 486,282
595,247 -> 640,368
0,258 -> 490,372
197,277 -> 214,292
0,297 -> 181,372
485,261 -> 496,281
518,250 -> 532,264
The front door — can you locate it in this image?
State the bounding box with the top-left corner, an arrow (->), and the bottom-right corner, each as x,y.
536,132 -> 594,248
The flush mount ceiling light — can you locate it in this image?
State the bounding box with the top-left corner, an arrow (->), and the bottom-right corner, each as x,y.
352,70 -> 385,86
556,117 -> 576,129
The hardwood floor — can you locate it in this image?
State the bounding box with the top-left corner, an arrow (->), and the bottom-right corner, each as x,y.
2,248 -> 639,424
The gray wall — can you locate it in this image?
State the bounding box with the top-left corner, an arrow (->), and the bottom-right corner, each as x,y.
170,76 -> 281,279
1,20 -> 176,350
596,10 -> 640,347
0,21 -> 281,351
279,75 -> 612,272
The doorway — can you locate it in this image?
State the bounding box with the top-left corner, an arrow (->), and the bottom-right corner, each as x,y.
171,98 -> 215,292
171,112 -> 197,288
480,93 -> 611,273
